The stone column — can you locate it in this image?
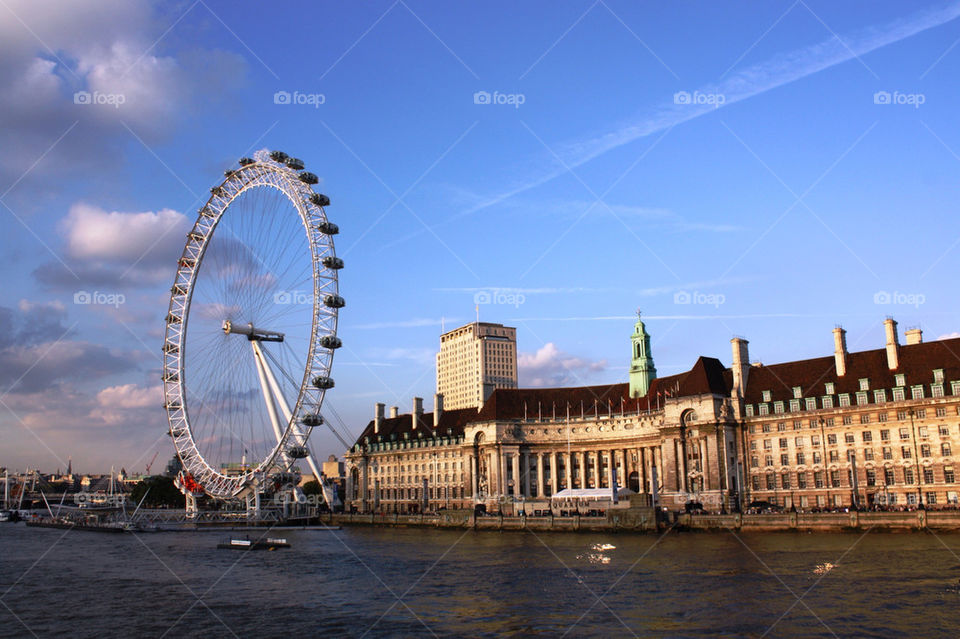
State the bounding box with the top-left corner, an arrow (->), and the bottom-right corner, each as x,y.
470,453 -> 478,499
498,448 -> 507,498
565,452 -> 573,491
580,451 -> 588,488
537,453 -> 545,498
511,452 -> 520,498
550,452 -> 558,495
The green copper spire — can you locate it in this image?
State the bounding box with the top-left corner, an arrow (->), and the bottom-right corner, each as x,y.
629,310 -> 656,398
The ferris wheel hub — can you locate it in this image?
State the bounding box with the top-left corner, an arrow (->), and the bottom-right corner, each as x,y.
222,320 -> 285,342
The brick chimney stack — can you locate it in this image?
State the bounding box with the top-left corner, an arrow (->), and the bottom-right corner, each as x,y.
833,326 -> 848,377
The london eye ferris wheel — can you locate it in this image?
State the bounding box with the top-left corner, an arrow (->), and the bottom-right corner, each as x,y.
161,149 -> 342,505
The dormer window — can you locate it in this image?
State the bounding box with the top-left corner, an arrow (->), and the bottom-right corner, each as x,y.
825,382 -> 835,395
859,378 -> 869,391
762,390 -> 772,402
895,374 -> 906,387
792,386 -> 802,399
934,369 -> 944,383
839,394 -> 851,407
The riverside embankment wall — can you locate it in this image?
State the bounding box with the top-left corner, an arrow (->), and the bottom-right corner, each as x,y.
328,509 -> 960,533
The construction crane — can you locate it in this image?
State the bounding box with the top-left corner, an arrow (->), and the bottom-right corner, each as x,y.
145,452 -> 159,476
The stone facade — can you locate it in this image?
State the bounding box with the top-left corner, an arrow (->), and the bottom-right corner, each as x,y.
345,318 -> 960,514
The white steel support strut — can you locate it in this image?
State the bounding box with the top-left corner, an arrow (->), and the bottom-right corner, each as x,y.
251,340 -> 325,484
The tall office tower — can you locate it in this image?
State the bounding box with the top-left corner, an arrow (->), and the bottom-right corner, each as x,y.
437,322 -> 518,410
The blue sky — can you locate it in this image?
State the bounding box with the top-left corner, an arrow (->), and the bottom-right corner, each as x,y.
2,0 -> 960,473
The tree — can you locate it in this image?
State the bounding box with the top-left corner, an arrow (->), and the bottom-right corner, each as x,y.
130,475 -> 185,508
302,480 -> 321,496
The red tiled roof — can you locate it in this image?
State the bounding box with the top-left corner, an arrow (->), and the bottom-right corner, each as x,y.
741,337 -> 960,404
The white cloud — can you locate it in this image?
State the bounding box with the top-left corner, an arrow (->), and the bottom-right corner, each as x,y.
518,342 -> 606,388
91,383 -> 162,425
937,332 -> 960,340
63,202 -> 189,263
0,0 -> 245,193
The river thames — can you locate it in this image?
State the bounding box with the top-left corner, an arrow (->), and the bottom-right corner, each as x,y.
1,524 -> 958,637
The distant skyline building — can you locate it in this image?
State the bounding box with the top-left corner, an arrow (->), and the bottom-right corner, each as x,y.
436,322 -> 517,410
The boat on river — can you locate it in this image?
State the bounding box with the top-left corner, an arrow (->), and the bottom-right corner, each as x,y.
217,536 -> 290,550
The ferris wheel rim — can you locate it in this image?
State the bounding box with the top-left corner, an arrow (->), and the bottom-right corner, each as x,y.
161,152 -> 340,499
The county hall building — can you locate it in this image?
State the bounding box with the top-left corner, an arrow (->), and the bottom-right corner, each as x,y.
344,317 -> 960,514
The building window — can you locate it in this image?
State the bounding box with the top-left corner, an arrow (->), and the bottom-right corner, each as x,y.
793,420 -> 803,430
762,390 -> 772,402
907,493 -> 917,505
842,415 -> 852,425
880,429 -> 890,441
764,439 -> 772,450
900,428 -> 910,440
828,434 -> 838,445
911,385 -> 925,400
856,392 -> 869,406
812,452 -> 822,464
759,404 -> 769,416
792,386 -> 802,399
814,471 -> 824,488
864,448 -> 874,461
805,398 -> 817,411
878,412 -> 888,422
845,433 -> 856,444
790,399 -> 800,412
916,409 -> 926,419
796,452 -> 806,464
866,469 -> 876,487
822,396 -> 834,409
780,454 -> 789,466
830,470 -> 841,488
883,447 -> 893,460
859,378 -> 870,391
766,473 -> 776,490
945,467 -> 955,483
893,388 -> 905,402
902,446 -> 913,459
927,492 -> 938,505
774,401 -> 785,414
812,434 -> 821,446
829,450 -> 839,463
905,468 -> 915,484
825,382 -> 835,395
765,455 -> 774,467
795,436 -> 805,447
885,468 -> 896,485
874,389 -> 887,404
921,444 -> 931,457
952,381 -> 960,396
777,422 -> 786,432
781,474 -> 791,489
746,405 -> 754,417
860,414 -> 871,424
839,394 -> 851,407
752,475 -> 760,491
750,441 -> 758,450
932,385 -> 944,398
936,407 -> 947,418
862,431 -> 873,442
779,438 -> 788,449
895,374 -> 906,387
924,469 -> 935,484
750,456 -> 759,468
826,418 -> 835,427
942,443 -> 952,456
934,369 -> 945,383
919,426 -> 928,438
797,472 -> 807,488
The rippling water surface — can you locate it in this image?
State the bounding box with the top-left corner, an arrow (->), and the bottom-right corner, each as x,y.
1,523 -> 958,637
